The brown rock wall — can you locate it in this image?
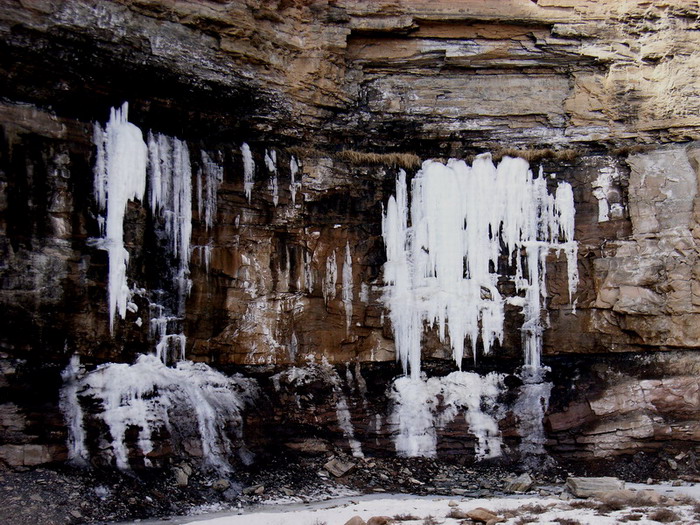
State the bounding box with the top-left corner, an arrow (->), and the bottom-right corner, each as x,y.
1,0 -> 700,469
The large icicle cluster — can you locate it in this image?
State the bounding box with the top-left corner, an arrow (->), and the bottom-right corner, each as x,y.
382,155 -> 578,377
147,131 -> 193,313
62,355 -> 258,472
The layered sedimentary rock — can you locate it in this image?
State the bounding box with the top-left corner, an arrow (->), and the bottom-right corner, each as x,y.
1,0 -> 700,471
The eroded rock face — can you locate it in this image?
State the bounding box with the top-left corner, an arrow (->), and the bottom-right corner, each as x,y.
1,0 -> 700,470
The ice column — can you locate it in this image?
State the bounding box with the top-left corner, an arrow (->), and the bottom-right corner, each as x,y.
59,355 -> 88,465
93,103 -> 148,332
342,242 -> 354,334
290,155 -> 300,206
389,372 -> 504,458
264,148 -> 279,206
323,250 -> 337,304
147,132 -> 193,307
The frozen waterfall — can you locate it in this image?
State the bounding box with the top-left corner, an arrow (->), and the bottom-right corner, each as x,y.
384,154 -> 578,459
62,104 -> 258,472
382,154 -> 577,376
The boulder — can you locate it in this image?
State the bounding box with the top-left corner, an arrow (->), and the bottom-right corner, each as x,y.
324,457 -> 356,478
466,507 -> 499,523
172,467 -> 189,487
212,479 -> 231,491
344,517 -> 366,525
367,517 -> 393,525
505,473 -> 534,493
566,477 -> 624,498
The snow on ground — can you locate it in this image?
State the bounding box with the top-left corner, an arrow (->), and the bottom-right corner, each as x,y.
163,486 -> 700,525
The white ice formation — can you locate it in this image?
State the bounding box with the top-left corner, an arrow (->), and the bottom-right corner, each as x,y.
241,142 -> 255,203
323,250 -> 337,304
382,155 -> 578,377
342,242 -> 354,335
389,372 -> 505,458
197,150 -> 224,230
59,355 -> 89,465
146,131 -> 193,313
290,155 -> 300,206
61,354 -> 258,472
384,154 -> 578,460
265,148 -> 279,206
93,103 -> 148,332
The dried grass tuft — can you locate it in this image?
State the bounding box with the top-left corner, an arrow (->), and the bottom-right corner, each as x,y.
554,519 -> 582,525
336,149 -> 422,169
491,147 -> 578,163
648,508 -> 680,523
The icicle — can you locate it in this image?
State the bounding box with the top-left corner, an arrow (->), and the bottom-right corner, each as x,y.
146,133 -> 193,314
265,148 -> 278,207
93,103 -> 148,333
342,242 -> 353,335
304,249 -> 314,294
193,243 -> 213,273
323,250 -> 337,304
241,143 -> 254,203
290,155 -> 300,206
199,150 -> 224,230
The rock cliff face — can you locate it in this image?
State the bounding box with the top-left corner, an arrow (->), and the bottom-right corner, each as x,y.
1,0 -> 700,473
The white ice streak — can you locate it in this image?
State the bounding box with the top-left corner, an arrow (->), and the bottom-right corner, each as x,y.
93,103 -> 148,333
303,250 -> 315,294
382,155 -> 578,377
342,242 -> 354,335
389,371 -> 504,458
514,378 -> 553,463
389,376 -> 437,457
290,155 -> 300,206
193,244 -> 213,273
323,250 -> 337,304
146,132 -> 193,313
271,360 -> 364,458
59,355 -> 88,465
265,148 -> 278,207
197,150 -> 224,230
64,354 -> 258,472
241,143 -> 255,203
